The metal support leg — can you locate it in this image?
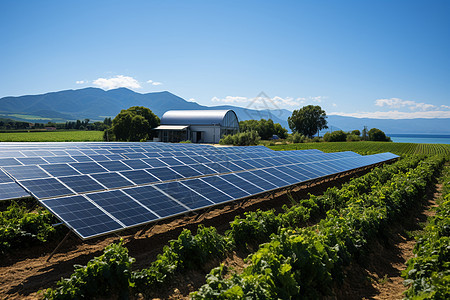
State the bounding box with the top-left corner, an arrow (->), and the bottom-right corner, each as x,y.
46,231 -> 71,262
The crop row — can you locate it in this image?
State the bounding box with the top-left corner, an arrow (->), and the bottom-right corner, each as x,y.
0,201 -> 60,254
269,141 -> 450,156
402,165 -> 450,299
191,155 -> 446,298
41,155 -> 429,299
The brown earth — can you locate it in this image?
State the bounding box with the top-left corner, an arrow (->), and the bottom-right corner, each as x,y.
0,166 -> 374,300
333,182 -> 442,300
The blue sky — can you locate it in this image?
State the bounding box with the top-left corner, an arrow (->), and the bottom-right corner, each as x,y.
1,0 -> 449,119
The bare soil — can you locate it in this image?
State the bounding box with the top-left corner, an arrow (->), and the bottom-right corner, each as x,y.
333,182 -> 442,300
0,167 -> 371,300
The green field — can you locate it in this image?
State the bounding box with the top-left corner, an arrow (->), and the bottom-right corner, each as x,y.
0,131 -> 104,142
268,141 -> 450,156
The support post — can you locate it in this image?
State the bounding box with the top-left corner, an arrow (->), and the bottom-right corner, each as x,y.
47,231 -> 71,262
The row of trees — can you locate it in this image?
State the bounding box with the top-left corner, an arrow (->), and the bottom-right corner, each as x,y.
323,129 -> 391,142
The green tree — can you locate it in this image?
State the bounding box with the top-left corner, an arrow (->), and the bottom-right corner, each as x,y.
288,105 -> 328,138
368,128 -> 391,142
239,119 -> 288,140
323,130 -> 347,142
107,106 -> 160,141
351,129 -> 360,136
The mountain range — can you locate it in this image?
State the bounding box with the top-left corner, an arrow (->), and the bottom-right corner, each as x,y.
0,87 -> 449,134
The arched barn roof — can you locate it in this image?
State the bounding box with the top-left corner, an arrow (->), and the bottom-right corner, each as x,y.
160,110 -> 239,126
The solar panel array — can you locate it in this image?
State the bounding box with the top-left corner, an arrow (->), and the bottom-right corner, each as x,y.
0,142 -> 398,239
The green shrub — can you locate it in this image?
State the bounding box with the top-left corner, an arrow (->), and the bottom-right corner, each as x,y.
219,130 -> 261,146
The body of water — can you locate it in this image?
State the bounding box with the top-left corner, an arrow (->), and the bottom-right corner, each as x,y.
389,134 -> 450,144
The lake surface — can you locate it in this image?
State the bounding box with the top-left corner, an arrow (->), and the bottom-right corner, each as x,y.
389,134 -> 450,144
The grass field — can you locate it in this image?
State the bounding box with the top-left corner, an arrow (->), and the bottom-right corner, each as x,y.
0,131 -> 104,142
268,141 -> 450,156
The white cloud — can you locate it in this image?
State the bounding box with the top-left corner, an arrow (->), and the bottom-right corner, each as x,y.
147,80 -> 163,86
76,80 -> 87,84
440,104 -> 450,109
329,110 -> 450,119
211,96 -> 249,103
188,98 -> 197,103
93,75 -> 141,90
375,98 -> 438,111
332,103 -> 337,107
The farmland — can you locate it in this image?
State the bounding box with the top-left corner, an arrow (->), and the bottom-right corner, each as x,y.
0,130 -> 104,142
0,143 -> 448,299
269,141 -> 450,156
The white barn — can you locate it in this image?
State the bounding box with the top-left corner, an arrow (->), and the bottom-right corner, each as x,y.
154,110 -> 239,143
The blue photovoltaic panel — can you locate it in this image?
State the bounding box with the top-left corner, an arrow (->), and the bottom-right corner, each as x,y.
235,171 -> 278,191
70,162 -> 108,174
142,158 -> 167,168
119,169 -> 159,185
190,155 -> 212,164
282,166 -> 311,182
157,181 -> 213,209
105,154 -> 125,161
201,176 -> 250,199
174,156 -> 198,165
40,163 -> 81,177
121,159 -> 150,170
16,157 -> 48,165
71,155 -> 93,162
87,190 -> 158,227
122,185 -> 188,217
267,167 -> 301,185
20,178 -> 74,199
169,165 -> 203,178
97,161 -> 132,172
0,182 -> 30,200
0,169 -> 13,183
43,156 -> 77,164
217,161 -> 244,172
0,158 -> 21,167
146,167 -> 183,181
203,162 -> 232,174
181,178 -> 233,204
158,157 -> 184,166
188,164 -> 216,176
58,175 -> 106,193
51,150 -> 69,156
90,172 -> 134,189
87,154 -> 110,162
41,195 -> 123,239
2,165 -> 50,180
122,152 -> 147,159
219,173 -> 265,195
231,160 -> 257,170
251,169 -> 290,188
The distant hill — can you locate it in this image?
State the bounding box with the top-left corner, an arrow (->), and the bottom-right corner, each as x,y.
0,87 -> 448,134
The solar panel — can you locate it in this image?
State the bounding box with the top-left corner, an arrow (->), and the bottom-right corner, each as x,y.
41,195 -> 123,239
90,172 -> 134,189
97,161 -> 132,172
142,158 -> 167,168
219,173 -> 265,195
157,181 -> 213,209
86,190 -> 158,227
146,167 -> 183,181
181,178 -> 234,204
201,176 -> 250,199
58,175 -> 106,193
0,158 -> 22,167
70,162 -> 108,174
119,169 -> 159,185
3,165 -> 50,180
235,171 -> 278,191
0,169 -> 13,183
169,165 -> 203,178
0,182 -> 30,200
40,163 -> 81,177
19,178 -> 75,199
122,185 -> 188,217
0,142 -> 399,240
